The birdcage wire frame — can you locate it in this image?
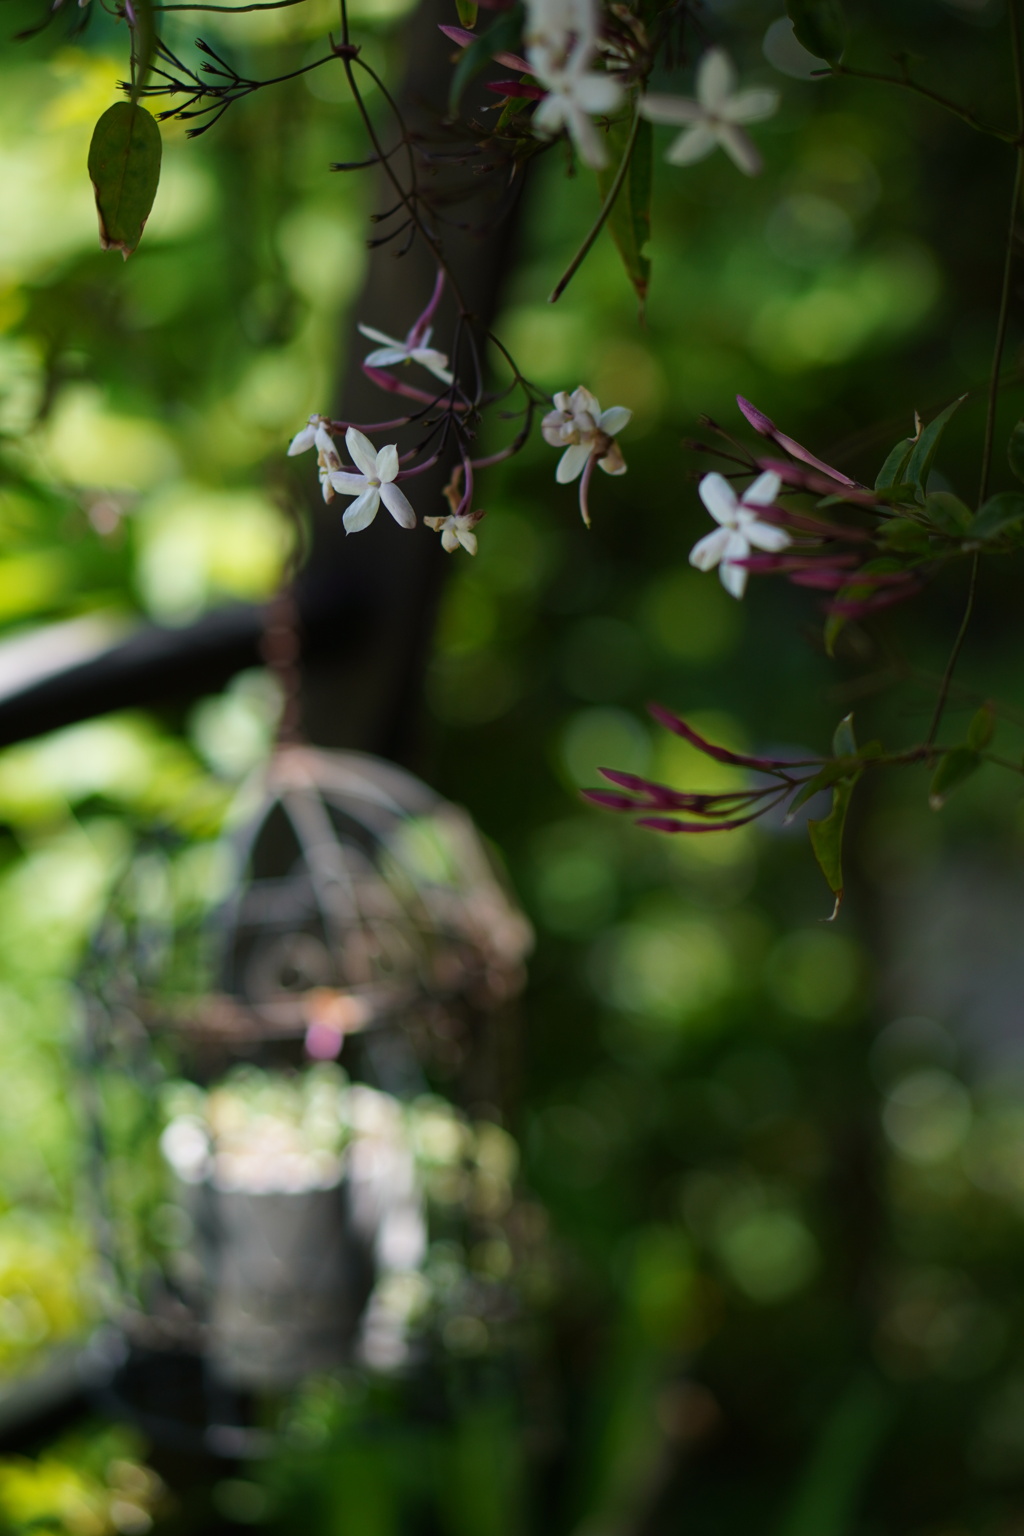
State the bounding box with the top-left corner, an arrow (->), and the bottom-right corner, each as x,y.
75,744 -> 532,1456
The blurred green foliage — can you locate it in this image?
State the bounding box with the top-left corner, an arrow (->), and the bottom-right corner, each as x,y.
3,0 -> 1024,1533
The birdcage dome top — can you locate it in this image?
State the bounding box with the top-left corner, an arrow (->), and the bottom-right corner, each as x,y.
91,745 -> 532,1051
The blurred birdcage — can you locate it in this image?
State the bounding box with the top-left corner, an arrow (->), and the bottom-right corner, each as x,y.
76,745 -> 532,1453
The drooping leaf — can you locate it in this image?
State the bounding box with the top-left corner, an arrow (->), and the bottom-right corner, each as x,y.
785,0 -> 847,62
904,395 -> 966,502
808,772 -> 861,917
874,435 -> 914,492
929,747 -> 981,809
455,0 -> 478,29
87,102 -> 162,260
595,115 -> 652,309
449,7 -> 523,112
967,702 -> 995,750
923,491 -> 972,534
971,490 -> 1024,542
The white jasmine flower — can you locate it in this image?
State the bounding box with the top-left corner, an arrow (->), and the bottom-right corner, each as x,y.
639,49 -> 779,176
288,414 -> 347,503
287,413 -> 335,458
425,508 -> 484,554
358,323 -> 453,385
327,428 -> 417,533
529,45 -> 623,169
524,0 -> 597,59
542,385 -> 631,481
690,470 -> 790,598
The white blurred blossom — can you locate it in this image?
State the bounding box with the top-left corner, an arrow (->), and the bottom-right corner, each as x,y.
529,50 -> 623,168
640,49 -> 778,175
287,414 -> 346,504
358,323 -> 453,385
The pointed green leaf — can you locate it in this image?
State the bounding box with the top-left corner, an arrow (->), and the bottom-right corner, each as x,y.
808,772 -> 860,917
971,490 -> 1024,542
449,7 -> 523,112
878,517 -> 931,555
929,747 -> 981,809
87,102 -> 162,260
967,703 -> 995,750
1008,419 -> 1024,486
923,491 -> 973,534
874,435 -> 914,492
785,0 -> 847,61
595,115 -> 652,308
832,713 -> 856,758
455,0 -> 478,27
904,395 -> 966,502
874,481 -> 920,507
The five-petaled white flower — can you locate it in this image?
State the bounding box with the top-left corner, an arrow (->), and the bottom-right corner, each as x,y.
326,428 -> 417,534
639,49 -> 779,176
690,470 -> 790,598
528,43 -> 623,169
287,414 -> 346,503
542,385 -> 631,479
358,322 -> 453,385
524,0 -> 597,60
425,508 -> 484,554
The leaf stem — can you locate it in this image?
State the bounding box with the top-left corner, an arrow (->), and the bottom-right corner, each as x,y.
548,109 -> 641,305
829,62 -> 1017,144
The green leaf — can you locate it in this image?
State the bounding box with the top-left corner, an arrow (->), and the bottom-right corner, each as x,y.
87,102 -> 162,260
595,116 -> 652,309
967,702 -> 995,750
971,490 -> 1024,542
874,481 -> 919,507
904,395 -> 966,502
832,713 -> 856,758
878,517 -> 930,555
449,7 -> 523,112
785,0 -> 847,61
923,491 -> 972,534
788,749 -> 880,815
808,772 -> 861,917
929,747 -> 981,809
874,436 -> 914,492
455,0 -> 478,28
